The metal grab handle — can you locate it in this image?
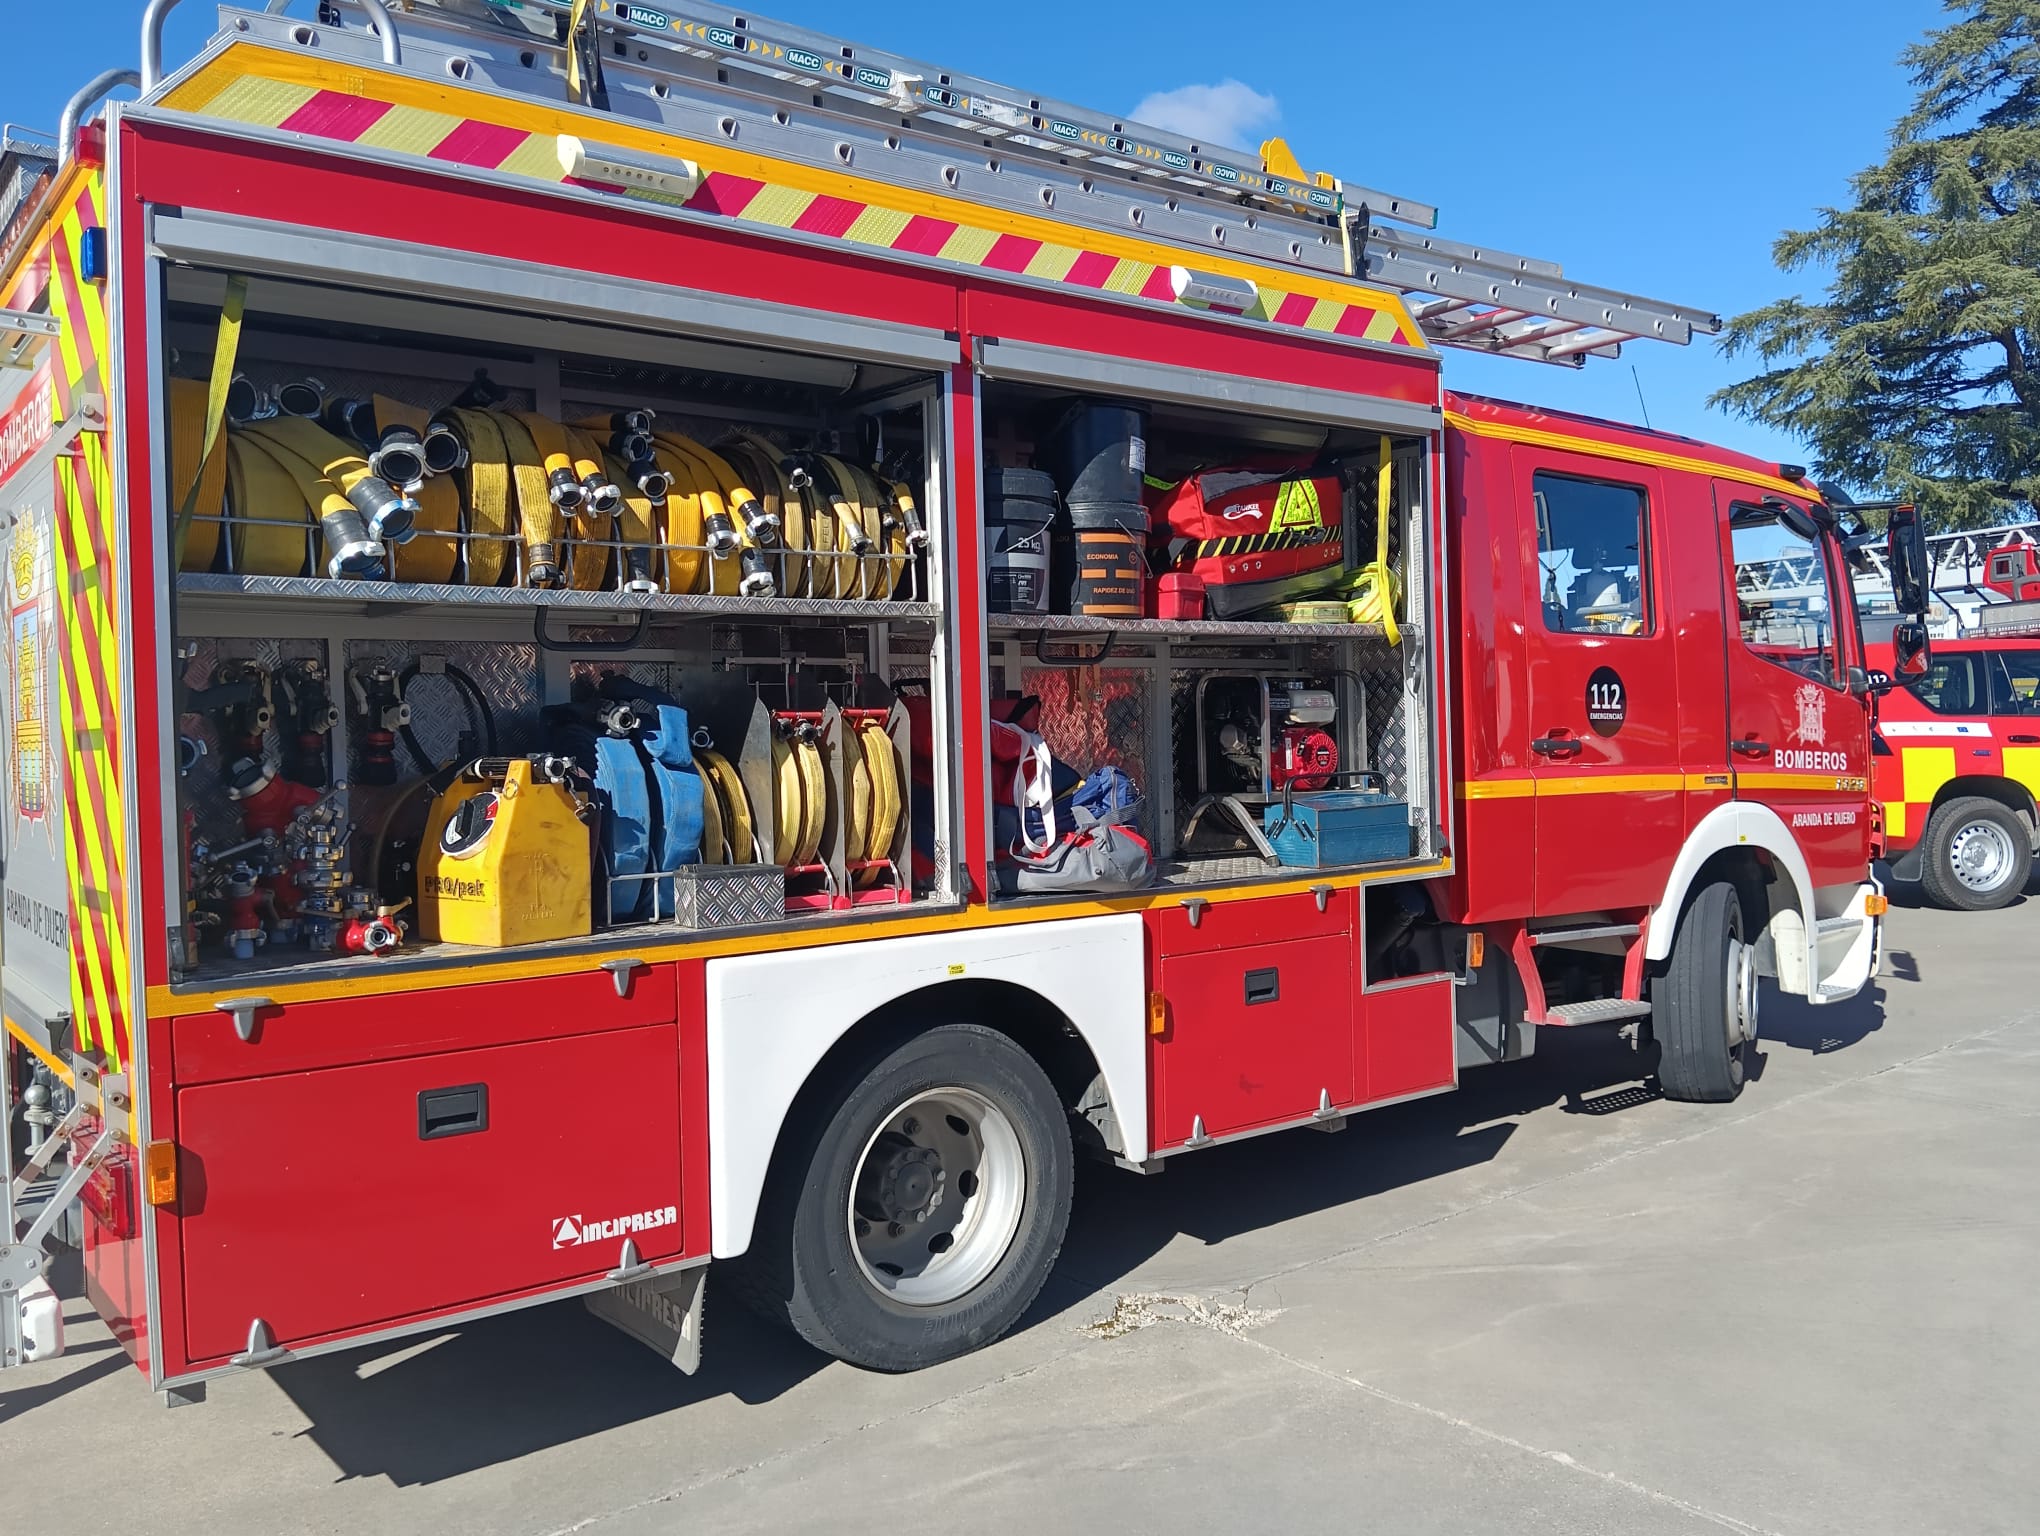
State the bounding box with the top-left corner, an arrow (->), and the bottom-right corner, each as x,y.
1530,735 -> 1582,757
144,0 -> 402,91
1731,738 -> 1770,757
58,69 -> 140,171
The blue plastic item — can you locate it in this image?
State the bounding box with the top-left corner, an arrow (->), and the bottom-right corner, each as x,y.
1262,782 -> 1410,868
638,703 -> 706,917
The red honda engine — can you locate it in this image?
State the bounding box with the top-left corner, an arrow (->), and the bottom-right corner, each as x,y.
1272,725 -> 1338,792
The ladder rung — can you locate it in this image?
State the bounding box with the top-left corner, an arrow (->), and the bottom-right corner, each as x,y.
293,2 -> 1718,367
0,307 -> 60,370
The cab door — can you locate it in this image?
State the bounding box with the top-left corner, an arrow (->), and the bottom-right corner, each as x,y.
1519,449 -> 1685,912
1716,484 -> 1872,888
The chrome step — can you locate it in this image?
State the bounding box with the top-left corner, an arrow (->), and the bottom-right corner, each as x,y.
1529,922 -> 1642,947
1543,997 -> 1652,1027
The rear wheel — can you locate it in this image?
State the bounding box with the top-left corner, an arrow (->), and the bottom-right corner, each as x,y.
1918,796 -> 2030,912
1652,881 -> 1754,1103
734,1023 -> 1073,1372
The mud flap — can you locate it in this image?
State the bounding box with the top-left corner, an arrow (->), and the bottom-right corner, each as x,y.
584,1266 -> 705,1374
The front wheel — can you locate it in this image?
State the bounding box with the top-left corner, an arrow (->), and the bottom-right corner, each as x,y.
1652,881 -> 1755,1103
735,1023 -> 1073,1372
1918,796 -> 2031,912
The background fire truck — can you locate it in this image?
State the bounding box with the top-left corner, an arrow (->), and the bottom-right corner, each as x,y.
1868,533 -> 2040,909
1,0 -> 1928,1394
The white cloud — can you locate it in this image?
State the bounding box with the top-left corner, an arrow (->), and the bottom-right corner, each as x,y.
1129,80 -> 1280,150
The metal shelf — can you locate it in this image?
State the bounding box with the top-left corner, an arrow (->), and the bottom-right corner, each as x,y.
988,611 -> 1406,642
176,572 -> 941,625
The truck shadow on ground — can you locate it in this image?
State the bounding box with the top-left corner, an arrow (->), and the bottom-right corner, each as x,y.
263,1013 -> 1887,1487
1757,980 -> 1890,1057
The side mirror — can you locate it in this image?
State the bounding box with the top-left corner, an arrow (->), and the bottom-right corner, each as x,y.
1889,620 -> 1930,678
1887,504 -> 1930,618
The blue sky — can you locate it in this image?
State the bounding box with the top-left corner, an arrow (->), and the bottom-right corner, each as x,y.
10,0 -> 1936,469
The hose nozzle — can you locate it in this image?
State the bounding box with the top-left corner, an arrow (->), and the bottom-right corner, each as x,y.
630,460 -> 670,504
345,477 -> 419,545
703,512 -> 739,559
546,469 -> 585,513
275,378 -> 326,418
319,504 -> 387,579
584,475 -> 624,516
621,548 -> 660,594
225,374 -> 274,424
422,421 -> 467,474
369,428 -> 427,493
737,547 -> 776,597
608,429 -> 652,463
321,396 -> 374,447
526,541 -> 564,588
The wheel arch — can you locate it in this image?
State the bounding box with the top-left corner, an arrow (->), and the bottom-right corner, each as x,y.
704,916 -> 1148,1258
1929,775 -> 2039,829
1645,802 -> 1815,976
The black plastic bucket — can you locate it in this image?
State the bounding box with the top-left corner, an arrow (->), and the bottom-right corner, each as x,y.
1050,402 -> 1148,508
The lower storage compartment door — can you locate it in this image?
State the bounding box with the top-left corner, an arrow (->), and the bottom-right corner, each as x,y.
1153,934 -> 1354,1146
1360,977 -> 1456,1104
176,1024 -> 683,1364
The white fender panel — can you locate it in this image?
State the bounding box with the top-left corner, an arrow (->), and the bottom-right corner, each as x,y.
705,913 -> 1148,1258
1645,802 -> 1817,984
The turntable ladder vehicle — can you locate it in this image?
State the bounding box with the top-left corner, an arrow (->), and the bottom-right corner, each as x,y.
1,0 -> 1927,1394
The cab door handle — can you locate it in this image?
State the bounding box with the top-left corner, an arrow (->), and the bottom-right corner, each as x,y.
1531,731 -> 1583,758
1731,738 -> 1770,758
2011,733 -> 2040,745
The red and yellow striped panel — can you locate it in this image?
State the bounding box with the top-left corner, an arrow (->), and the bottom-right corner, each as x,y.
162,49 -> 1418,351
1,172 -> 130,1074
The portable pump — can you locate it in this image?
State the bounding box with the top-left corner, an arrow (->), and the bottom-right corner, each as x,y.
1201,676 -> 1340,798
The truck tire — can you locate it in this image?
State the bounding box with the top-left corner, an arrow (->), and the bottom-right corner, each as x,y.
1918,796 -> 2031,912
733,1022 -> 1073,1372
1652,881 -> 1755,1104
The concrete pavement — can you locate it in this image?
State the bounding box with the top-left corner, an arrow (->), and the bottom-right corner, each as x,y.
5,884 -> 2037,1535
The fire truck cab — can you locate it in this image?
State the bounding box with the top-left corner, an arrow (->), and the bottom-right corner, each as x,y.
1438,397 -> 1903,1095
1870,634 -> 2040,909
0,0 -> 1924,1395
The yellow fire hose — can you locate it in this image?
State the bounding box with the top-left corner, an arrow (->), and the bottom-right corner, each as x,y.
492,411 -> 564,588
223,434 -> 312,576
170,377 -> 230,572
853,719 -> 901,885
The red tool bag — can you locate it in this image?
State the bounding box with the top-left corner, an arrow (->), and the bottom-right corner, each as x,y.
1147,468 -> 1346,619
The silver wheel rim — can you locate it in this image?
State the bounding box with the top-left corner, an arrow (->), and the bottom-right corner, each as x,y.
848,1086 -> 1025,1306
1725,931 -> 1759,1052
1949,819 -> 2018,894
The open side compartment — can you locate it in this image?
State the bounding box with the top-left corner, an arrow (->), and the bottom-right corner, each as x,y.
972,376 -> 1438,899
161,263 -> 960,990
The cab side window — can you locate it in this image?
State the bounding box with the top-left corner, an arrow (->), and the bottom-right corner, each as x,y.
1989,651 -> 2040,715
1729,512 -> 1837,687
1533,471 -> 1652,636
1905,652 -> 1989,715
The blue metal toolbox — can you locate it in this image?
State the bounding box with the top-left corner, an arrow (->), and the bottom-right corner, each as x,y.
1262,784 -> 1411,868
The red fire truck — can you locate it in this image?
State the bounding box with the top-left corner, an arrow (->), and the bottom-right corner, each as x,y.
1,0 -> 1929,1396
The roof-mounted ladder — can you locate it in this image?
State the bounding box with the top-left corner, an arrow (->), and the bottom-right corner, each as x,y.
0,309 -> 61,371
254,2 -> 1722,364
